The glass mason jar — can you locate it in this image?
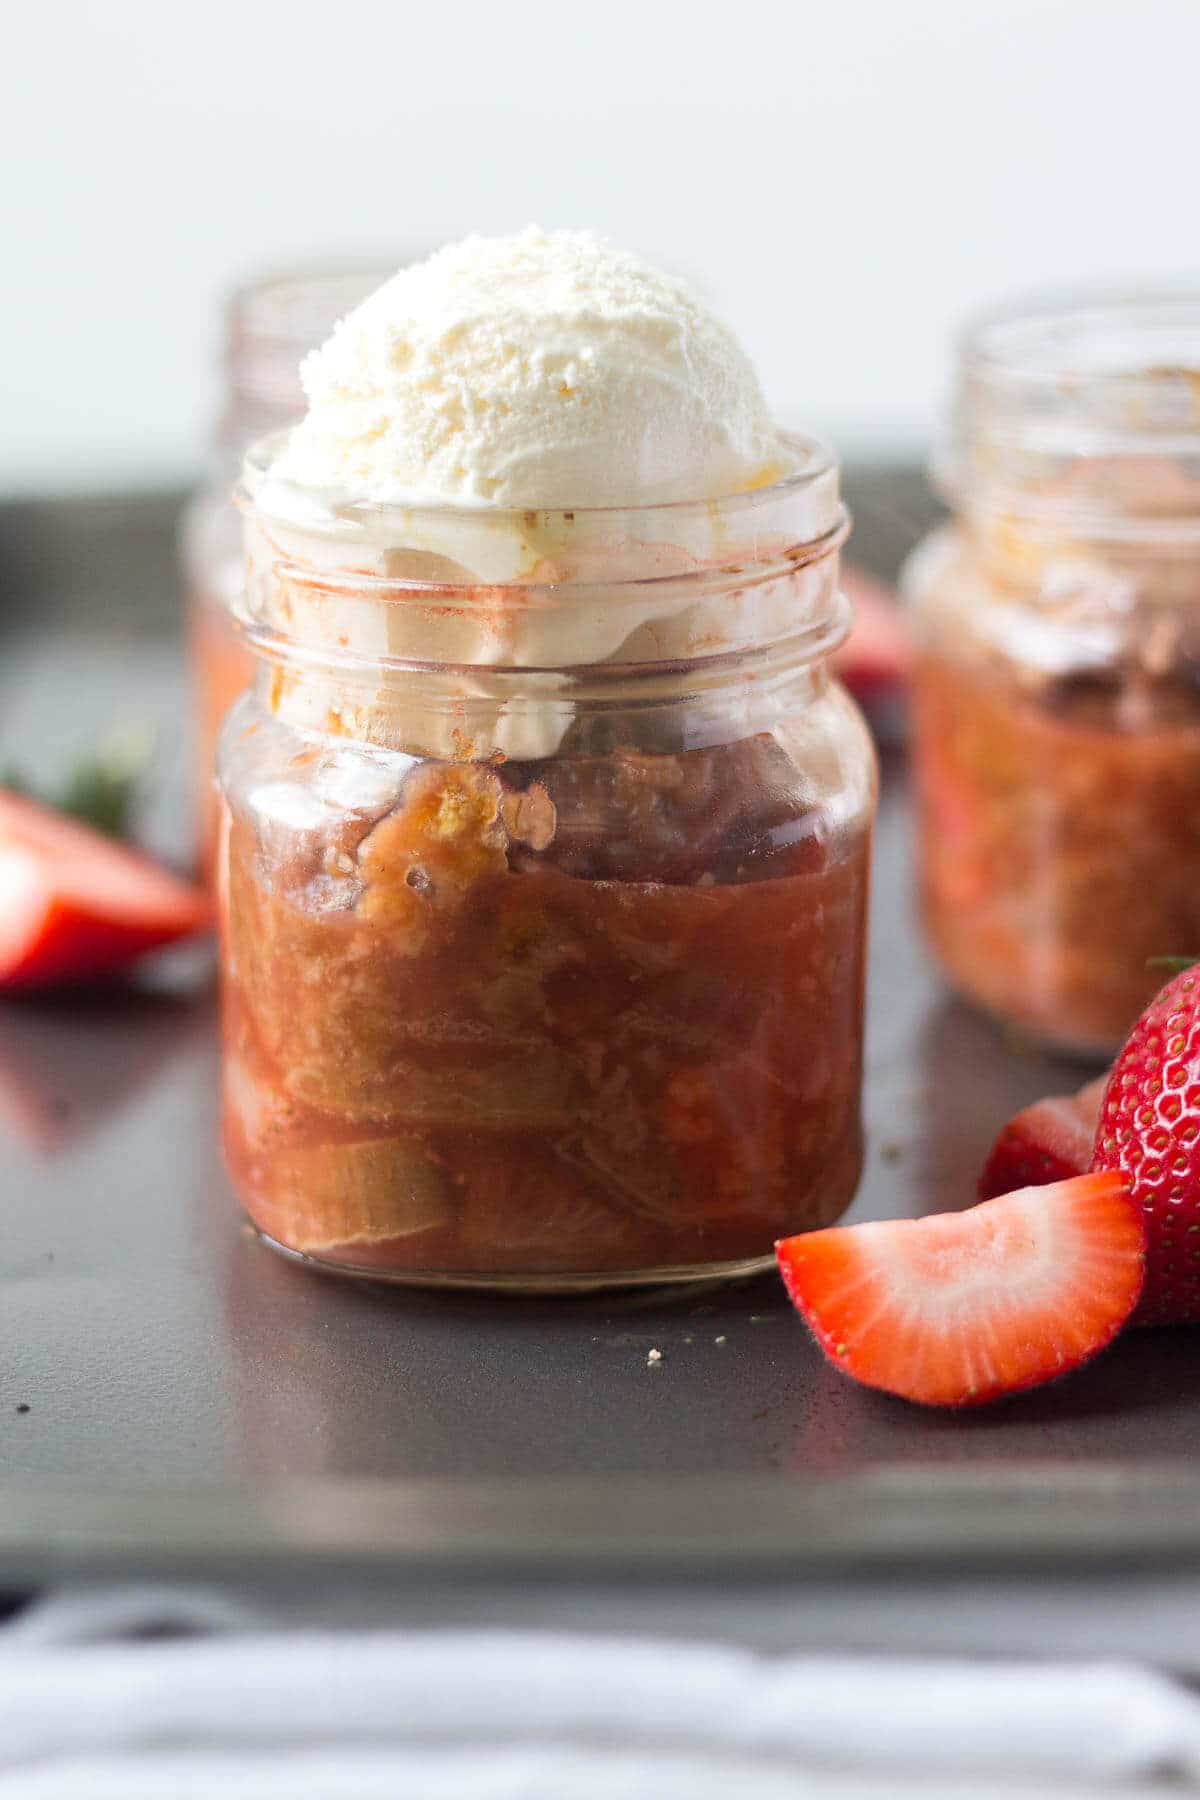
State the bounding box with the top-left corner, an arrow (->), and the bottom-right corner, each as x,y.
905,294 -> 1200,1058
216,432 -> 876,1292
180,267 -> 393,881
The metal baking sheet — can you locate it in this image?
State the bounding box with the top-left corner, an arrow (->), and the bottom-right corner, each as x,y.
3,475 -> 1199,1586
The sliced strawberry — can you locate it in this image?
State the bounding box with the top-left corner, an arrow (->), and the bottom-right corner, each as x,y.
835,566 -> 911,704
776,1172 -> 1143,1407
979,1076 -> 1108,1200
0,790 -> 210,992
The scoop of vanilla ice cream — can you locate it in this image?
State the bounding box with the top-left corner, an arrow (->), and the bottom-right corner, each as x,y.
246,231 -> 831,761
271,227 -> 790,508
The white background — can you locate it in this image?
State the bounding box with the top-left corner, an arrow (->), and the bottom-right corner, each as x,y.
3,0 -> 1195,494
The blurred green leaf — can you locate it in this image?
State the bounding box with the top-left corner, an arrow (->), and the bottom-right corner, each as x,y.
0,726 -> 156,840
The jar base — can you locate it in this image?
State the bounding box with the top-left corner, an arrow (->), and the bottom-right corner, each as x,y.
252,1228 -> 777,1296
995,1020 -> 1122,1065
937,973 -> 1120,1064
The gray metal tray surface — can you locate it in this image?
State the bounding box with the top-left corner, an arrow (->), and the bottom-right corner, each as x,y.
3,477 -> 1199,1586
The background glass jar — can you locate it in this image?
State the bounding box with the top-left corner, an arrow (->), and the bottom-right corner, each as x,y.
180,266 -> 394,880
904,295 -> 1200,1058
217,435 -> 876,1292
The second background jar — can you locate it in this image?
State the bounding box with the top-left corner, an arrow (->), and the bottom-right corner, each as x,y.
905,293 -> 1200,1058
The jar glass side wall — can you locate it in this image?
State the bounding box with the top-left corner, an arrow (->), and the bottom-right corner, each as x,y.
182,486 -> 257,881
218,670 -> 875,1290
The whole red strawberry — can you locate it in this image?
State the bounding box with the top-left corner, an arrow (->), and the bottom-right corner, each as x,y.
1092,965 -> 1200,1325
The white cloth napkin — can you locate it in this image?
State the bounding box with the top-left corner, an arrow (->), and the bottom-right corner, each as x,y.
0,1587 -> 1197,1797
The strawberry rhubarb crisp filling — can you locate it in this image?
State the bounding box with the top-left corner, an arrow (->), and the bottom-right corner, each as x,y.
913,645 -> 1200,1056
223,737 -> 869,1277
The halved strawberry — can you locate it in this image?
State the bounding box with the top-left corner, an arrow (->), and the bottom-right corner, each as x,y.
978,1077 -> 1107,1200
0,790 -> 210,992
835,566 -> 911,705
776,1172 -> 1143,1407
